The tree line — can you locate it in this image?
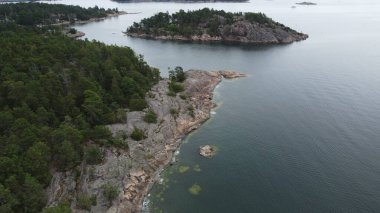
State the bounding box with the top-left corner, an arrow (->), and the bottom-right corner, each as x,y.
127,8 -> 272,37
0,3 -> 119,26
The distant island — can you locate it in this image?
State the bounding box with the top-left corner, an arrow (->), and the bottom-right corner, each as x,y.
296,2 -> 317,5
0,0 -> 37,2
113,0 -> 247,2
0,3 -> 125,26
126,8 -> 308,44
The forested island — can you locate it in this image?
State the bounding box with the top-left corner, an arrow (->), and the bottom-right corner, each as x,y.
126,8 -> 308,44
0,3 -> 124,26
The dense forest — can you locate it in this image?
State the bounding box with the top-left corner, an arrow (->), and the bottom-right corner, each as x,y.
127,8 -> 274,37
0,22 -> 159,212
0,3 -> 119,26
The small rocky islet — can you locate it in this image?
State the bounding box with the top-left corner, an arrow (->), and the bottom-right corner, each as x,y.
126,8 -> 308,44
200,145 -> 216,158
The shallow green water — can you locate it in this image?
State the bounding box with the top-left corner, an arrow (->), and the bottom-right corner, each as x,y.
46,0 -> 380,211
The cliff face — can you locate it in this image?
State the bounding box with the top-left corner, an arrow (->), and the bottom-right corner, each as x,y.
46,70 -> 246,213
127,18 -> 308,44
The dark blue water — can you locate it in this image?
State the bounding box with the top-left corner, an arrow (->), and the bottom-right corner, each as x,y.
47,0 -> 380,211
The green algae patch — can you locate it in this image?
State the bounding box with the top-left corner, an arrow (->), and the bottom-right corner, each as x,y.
211,145 -> 219,154
188,184 -> 202,195
193,164 -> 201,172
178,165 -> 190,173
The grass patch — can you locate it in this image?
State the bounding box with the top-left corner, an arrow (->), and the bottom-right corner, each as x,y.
84,144 -> 103,165
76,194 -> 96,210
102,183 -> 119,206
130,127 -> 145,141
144,109 -> 157,123
169,81 -> 184,93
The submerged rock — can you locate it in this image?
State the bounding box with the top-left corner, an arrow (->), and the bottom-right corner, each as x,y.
178,165 -> 190,173
188,184 -> 202,195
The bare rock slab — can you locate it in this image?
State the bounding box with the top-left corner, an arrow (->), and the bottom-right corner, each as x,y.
200,145 -> 216,158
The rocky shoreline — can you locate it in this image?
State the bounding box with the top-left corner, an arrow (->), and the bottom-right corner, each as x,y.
51,11 -> 128,27
59,11 -> 127,39
125,9 -> 308,44
126,30 -> 308,44
62,29 -> 86,38
46,70 -> 246,213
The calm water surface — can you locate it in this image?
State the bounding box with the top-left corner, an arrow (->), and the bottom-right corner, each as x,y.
46,0 -> 380,212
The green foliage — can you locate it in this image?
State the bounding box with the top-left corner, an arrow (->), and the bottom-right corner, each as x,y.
84,145 -> 103,165
0,183 -> 18,212
129,98 -> 147,111
68,28 -> 77,34
245,12 -> 272,24
170,108 -> 179,117
110,138 -> 129,150
179,94 -> 187,100
169,82 -> 184,93
85,125 -> 113,144
168,66 -> 186,82
102,184 -> 119,206
42,203 -> 72,213
23,142 -> 51,184
90,195 -> 97,206
144,109 -> 157,123
111,131 -> 129,149
128,8 -> 272,37
56,140 -> 81,171
22,174 -> 47,213
115,108 -> 127,123
0,3 -> 119,26
76,194 -> 95,211
130,128 -> 145,141
82,90 -> 107,125
167,91 -> 176,97
146,153 -> 153,160
0,21 -> 159,212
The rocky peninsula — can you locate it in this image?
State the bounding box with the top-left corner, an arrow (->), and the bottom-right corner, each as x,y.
46,70 -> 246,212
126,8 -> 308,44
53,11 -> 128,27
